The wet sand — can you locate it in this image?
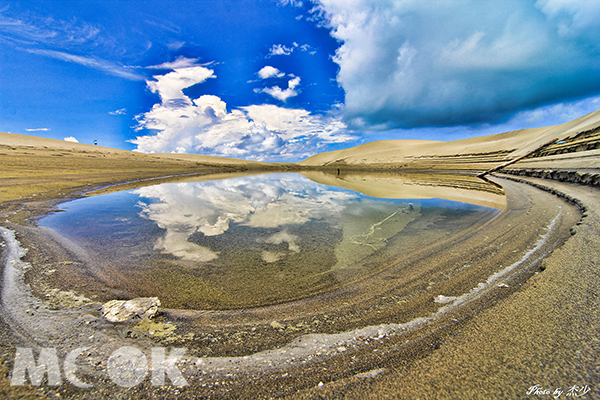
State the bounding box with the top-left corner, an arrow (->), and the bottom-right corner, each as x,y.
292,176 -> 599,399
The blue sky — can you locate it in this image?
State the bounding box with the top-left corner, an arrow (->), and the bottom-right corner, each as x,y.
2,0 -> 600,161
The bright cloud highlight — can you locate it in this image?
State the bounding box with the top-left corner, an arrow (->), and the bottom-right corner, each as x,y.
268,44 -> 294,56
266,42 -> 312,57
147,65 -> 215,103
256,76 -> 301,102
131,64 -> 353,161
109,108 -> 126,115
258,66 -> 285,79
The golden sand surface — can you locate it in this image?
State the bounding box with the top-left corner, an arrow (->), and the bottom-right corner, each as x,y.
301,110 -> 600,174
0,132 -> 245,203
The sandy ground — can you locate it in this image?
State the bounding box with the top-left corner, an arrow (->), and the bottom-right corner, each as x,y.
291,176 -> 600,399
0,133 -> 244,206
0,168 -> 583,400
0,113 -> 599,399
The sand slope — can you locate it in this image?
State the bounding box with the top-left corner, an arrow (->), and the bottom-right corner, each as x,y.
152,152 -> 267,166
0,132 -> 256,206
0,132 -> 270,167
300,110 -> 600,172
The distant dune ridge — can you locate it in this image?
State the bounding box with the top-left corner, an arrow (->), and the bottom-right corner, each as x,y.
300,109 -> 600,174
0,132 -> 270,167
1,109 -> 600,176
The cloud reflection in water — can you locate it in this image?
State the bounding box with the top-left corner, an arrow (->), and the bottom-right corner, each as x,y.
133,174 -> 357,262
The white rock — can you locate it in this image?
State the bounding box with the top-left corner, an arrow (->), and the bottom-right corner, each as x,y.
433,294 -> 457,304
101,297 -> 160,323
355,368 -> 387,379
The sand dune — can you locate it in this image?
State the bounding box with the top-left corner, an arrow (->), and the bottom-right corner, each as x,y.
300,110 -> 600,172
0,132 -> 128,153
152,152 -> 267,166
0,132 -> 254,206
0,132 -> 269,166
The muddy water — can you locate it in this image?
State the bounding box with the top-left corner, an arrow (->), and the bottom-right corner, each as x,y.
39,173 -> 502,310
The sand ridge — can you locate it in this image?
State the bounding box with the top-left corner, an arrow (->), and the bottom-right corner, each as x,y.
300,110 -> 600,173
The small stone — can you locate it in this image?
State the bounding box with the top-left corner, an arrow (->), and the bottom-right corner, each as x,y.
318,381 -> 324,388
101,297 -> 160,323
434,295 -> 457,304
355,368 -> 386,379
497,283 -> 509,288
270,321 -> 285,329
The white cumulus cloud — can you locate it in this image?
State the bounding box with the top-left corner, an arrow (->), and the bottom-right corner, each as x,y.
266,42 -> 312,57
256,76 -> 301,102
147,65 -> 215,103
131,66 -> 353,161
258,66 -> 285,79
63,136 -> 79,143
268,44 -> 294,56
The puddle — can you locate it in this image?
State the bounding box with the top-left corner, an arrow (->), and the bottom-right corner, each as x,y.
39,173 -> 503,309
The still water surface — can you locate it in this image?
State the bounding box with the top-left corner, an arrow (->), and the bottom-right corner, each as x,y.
40,173 -> 502,309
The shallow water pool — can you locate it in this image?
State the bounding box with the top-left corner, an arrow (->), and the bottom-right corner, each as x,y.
40,172 -> 503,309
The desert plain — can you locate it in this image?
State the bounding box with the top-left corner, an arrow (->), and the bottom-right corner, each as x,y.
0,111 -> 599,398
